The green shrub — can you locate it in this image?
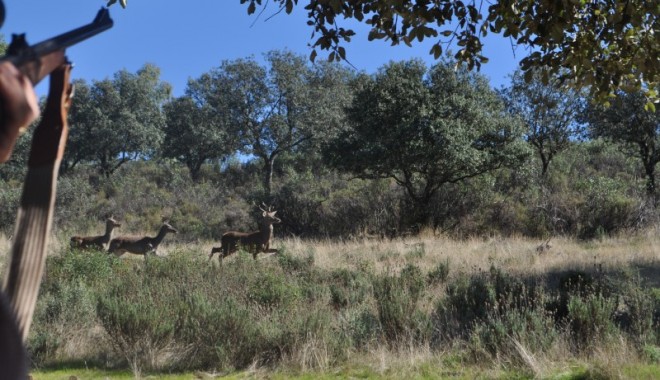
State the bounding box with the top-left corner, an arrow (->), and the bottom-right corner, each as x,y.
0,182 -> 21,234
247,270 -> 301,307
329,268 -> 371,309
28,252 -> 118,365
178,291 -> 263,370
373,265 -> 431,344
567,293 -> 618,350
427,259 -> 450,285
340,308 -> 381,349
615,279 -> 658,344
643,345 -> 660,364
278,249 -> 315,275
435,266 -> 541,342
468,307 -> 557,364
97,285 -> 183,372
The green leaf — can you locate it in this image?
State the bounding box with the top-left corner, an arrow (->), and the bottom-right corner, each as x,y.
338,46 -> 346,60
430,44 -> 442,59
644,102 -> 656,113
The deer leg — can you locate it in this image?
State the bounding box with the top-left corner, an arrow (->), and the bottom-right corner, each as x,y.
220,247 -> 232,264
209,248 -> 217,261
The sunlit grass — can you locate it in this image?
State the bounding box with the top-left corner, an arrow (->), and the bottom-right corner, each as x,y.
1,229 -> 658,379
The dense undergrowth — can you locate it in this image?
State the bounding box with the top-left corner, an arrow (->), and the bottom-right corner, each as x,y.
24,244 -> 660,378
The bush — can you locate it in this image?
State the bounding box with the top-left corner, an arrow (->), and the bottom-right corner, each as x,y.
373,265 -> 431,344
28,252 -> 118,365
178,292 -> 263,370
566,293 -> 618,350
329,268 -> 371,309
247,270 -> 301,308
427,259 -> 450,285
468,307 -> 557,365
435,266 -> 541,342
0,181 -> 21,234
97,279 -> 183,372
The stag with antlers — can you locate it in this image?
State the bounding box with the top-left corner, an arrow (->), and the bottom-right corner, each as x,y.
209,204 -> 281,263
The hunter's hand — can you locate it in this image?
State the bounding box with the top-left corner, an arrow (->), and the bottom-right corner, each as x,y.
0,61 -> 40,163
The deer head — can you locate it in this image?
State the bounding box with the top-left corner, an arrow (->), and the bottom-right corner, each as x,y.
259,203 -> 281,224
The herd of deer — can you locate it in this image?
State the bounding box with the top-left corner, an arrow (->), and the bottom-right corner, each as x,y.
69,204 -> 282,263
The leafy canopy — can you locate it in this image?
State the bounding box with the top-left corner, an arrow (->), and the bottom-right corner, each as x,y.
235,0 -> 658,107
500,68 -> 584,176
324,58 -> 529,210
66,64 -> 171,176
108,1 -> 658,106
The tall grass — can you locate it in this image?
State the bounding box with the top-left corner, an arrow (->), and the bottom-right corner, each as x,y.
0,232 -> 657,377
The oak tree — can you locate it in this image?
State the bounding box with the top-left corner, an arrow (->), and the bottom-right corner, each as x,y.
500,69 -> 584,177
324,58 -> 529,225
65,64 -> 171,177
162,93 -> 235,182
193,50 -> 352,197
585,90 -> 660,200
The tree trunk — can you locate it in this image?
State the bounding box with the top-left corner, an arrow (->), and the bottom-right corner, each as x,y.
540,151 -> 550,177
644,160 -> 657,205
263,156 -> 275,198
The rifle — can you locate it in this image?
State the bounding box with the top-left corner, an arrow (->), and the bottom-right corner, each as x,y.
0,6 -> 113,345
0,7 -> 113,85
0,7 -> 113,163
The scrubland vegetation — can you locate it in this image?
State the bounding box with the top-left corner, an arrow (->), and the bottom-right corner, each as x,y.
1,231 -> 657,379
0,48 -> 658,378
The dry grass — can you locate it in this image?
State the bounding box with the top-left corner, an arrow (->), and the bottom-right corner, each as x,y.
1,228 -> 657,378
2,228 -> 658,282
269,229 -> 660,280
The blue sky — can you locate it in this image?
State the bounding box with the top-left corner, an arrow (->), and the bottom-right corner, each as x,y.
3,1 -> 523,97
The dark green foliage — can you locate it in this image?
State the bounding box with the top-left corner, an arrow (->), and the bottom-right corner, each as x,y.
0,180 -> 21,234
65,64 -> 171,177
162,94 -> 236,182
239,0 -> 658,106
585,90 -> 660,198
277,249 -> 314,274
247,270 -> 301,307
329,268 -> 371,309
325,58 -> 529,225
566,293 -> 618,350
500,68 -> 583,176
1,55 -> 655,240
28,251 -> 120,364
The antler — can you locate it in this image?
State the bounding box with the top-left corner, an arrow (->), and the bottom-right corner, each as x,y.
256,201 -> 274,213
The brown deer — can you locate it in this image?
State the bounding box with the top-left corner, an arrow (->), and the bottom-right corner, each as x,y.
536,237 -> 552,253
70,217 -> 122,251
108,222 -> 178,259
209,204 -> 281,262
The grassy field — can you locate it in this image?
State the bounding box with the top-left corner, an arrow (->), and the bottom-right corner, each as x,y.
1,230 -> 659,379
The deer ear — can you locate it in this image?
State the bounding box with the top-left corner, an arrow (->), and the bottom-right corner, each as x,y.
271,211 -> 277,216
